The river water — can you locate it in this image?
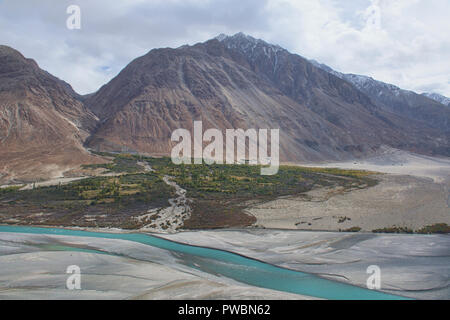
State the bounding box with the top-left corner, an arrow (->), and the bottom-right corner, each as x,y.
0,225 -> 410,300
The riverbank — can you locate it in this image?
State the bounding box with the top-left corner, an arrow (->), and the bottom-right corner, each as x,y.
0,154 -> 377,232
0,228 -> 312,300
163,229 -> 450,300
1,150 -> 448,234
0,226 -> 446,299
246,174 -> 450,232
256,149 -> 450,233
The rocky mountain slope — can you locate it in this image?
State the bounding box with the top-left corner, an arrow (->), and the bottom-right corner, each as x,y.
311,60 -> 450,134
85,33 -> 449,161
0,45 -> 103,184
1,34 -> 449,183
422,92 -> 450,107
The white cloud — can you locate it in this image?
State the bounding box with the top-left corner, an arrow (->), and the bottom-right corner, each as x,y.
261,0 -> 450,96
0,0 -> 448,96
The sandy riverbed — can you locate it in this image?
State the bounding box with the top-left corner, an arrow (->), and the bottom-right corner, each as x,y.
246,174 -> 449,232
163,229 -> 450,300
252,149 -> 450,232
0,229 -> 446,299
0,232 -> 312,300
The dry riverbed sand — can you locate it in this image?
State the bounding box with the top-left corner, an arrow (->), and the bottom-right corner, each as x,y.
251,149 -> 450,232
1,229 -> 448,300
0,149 -> 448,300
0,232 -> 313,300
164,229 -> 450,300
1,148 -> 448,233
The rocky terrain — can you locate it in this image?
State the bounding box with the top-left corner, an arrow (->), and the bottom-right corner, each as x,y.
0,33 -> 449,183
422,92 -> 450,107
311,60 -> 450,143
0,46 -> 105,184
85,33 -> 450,163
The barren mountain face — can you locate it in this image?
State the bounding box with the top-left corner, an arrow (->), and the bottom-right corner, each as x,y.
1,34 -> 449,183
0,45 -> 103,184
311,60 -> 450,136
422,92 -> 450,108
85,33 -> 449,161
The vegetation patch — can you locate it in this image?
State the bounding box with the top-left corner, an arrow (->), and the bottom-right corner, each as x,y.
140,157 -> 378,229
342,227 -> 361,233
0,185 -> 24,195
417,223 -> 450,234
0,153 -> 380,230
82,153 -> 144,173
0,173 -> 174,229
373,223 -> 450,234
372,226 -> 414,234
338,216 -> 351,224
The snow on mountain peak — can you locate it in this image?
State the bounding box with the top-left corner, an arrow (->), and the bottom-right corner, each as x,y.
215,33 -> 228,42
422,93 -> 450,107
215,32 -> 284,55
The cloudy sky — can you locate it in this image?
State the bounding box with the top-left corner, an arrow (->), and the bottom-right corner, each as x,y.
0,0 -> 449,96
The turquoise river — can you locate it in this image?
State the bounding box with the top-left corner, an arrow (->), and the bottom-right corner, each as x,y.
0,225 -> 411,300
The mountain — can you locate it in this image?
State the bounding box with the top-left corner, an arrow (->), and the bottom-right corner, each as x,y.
85,33 -> 449,161
311,60 -> 450,134
422,92 -> 450,107
1,34 -> 449,183
0,45 -> 104,184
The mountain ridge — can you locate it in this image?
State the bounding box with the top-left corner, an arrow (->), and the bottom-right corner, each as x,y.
422,92 -> 450,107
1,34 -> 449,183
310,59 -> 450,133
0,45 -> 104,184
84,33 -> 449,161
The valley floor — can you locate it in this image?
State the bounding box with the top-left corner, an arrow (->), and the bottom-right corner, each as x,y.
0,149 -> 449,234
0,228 -> 447,300
0,149 -> 448,300
264,148 -> 450,233
0,230 -> 312,300
163,229 -> 450,300
247,174 -> 450,232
